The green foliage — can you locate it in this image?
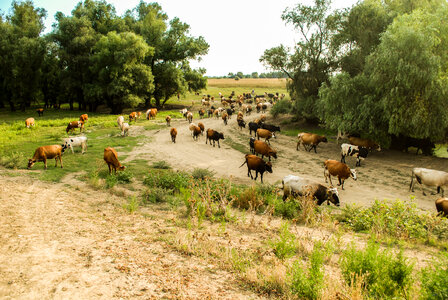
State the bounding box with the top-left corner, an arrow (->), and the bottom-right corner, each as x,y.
337,199 -> 448,240
270,222 -> 297,260
105,174 -> 118,189
141,187 -> 168,204
150,160 -> 171,169
116,170 -> 133,183
123,195 -> 139,213
270,99 -> 292,117
143,170 -> 189,194
340,240 -> 414,298
191,168 -> 215,180
0,151 -> 26,169
420,251 -> 448,300
289,242 -> 326,299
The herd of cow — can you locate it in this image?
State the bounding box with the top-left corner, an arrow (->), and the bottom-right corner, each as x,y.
23,96 -> 448,216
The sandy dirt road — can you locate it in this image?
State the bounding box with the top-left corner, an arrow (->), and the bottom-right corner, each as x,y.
0,176 -> 261,299
124,109 -> 448,211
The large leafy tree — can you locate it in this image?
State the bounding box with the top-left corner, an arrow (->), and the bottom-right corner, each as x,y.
0,1 -> 46,111
52,0 -> 125,111
126,2 -> 209,108
90,31 -> 154,114
260,0 -> 335,122
319,4 -> 448,145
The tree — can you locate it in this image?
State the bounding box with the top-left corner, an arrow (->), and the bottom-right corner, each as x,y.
0,1 -> 46,111
127,2 -> 209,108
319,4 -> 448,145
261,0 -> 334,122
251,72 -> 259,78
90,31 -> 154,114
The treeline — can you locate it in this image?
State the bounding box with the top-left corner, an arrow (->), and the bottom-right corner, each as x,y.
261,0 -> 448,147
208,71 -> 288,79
0,0 -> 209,113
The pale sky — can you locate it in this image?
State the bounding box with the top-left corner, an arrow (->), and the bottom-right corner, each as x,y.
0,0 -> 358,76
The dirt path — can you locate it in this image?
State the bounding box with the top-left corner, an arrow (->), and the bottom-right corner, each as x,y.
124,109 -> 448,211
0,175 -> 261,299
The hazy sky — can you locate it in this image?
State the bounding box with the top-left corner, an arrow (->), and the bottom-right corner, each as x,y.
0,0 -> 358,76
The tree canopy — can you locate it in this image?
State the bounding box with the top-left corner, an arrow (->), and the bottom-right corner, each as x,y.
0,0 -> 208,113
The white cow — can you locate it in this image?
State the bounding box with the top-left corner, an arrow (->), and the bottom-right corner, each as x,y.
62,136 -> 88,154
410,168 -> 448,196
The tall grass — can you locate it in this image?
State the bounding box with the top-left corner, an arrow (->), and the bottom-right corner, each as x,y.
208,78 -> 288,88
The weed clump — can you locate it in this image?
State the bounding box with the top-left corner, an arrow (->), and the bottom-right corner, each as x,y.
340,239 -> 414,298
143,170 -> 189,194
270,222 -> 298,260
141,187 -> 168,204
150,160 -> 171,169
191,168 -> 215,180
0,151 -> 26,169
420,251 -> 448,299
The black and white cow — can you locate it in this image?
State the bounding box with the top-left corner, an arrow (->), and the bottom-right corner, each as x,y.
341,143 -> 368,167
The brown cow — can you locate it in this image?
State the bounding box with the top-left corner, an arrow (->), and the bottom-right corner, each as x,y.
104,147 -> 126,175
28,145 -> 65,169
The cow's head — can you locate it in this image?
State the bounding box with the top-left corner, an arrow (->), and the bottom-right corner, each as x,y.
327,186 -> 340,206
61,143 -> 68,154
27,159 -> 36,169
219,132 -> 224,140
322,136 -> 328,143
350,169 -> 357,181
265,162 -> 273,173
270,151 -> 277,159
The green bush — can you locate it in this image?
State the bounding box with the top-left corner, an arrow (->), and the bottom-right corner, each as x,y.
141,187 -> 168,204
150,160 -> 171,169
0,151 -> 26,169
191,168 -> 215,180
420,251 -> 448,300
143,170 -> 189,194
270,99 -> 292,117
116,170 -> 133,183
340,240 -> 414,298
270,222 -> 298,260
289,242 -> 326,299
123,196 -> 139,213
105,174 -> 118,189
337,199 -> 428,239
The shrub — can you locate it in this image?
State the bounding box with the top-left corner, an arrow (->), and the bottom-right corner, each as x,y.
191,168 -> 215,180
116,170 -> 133,183
270,222 -> 298,260
270,99 -> 292,117
289,242 -> 326,299
105,174 -> 118,189
340,240 -> 414,298
420,251 -> 448,300
141,187 -> 168,204
337,199 -> 428,239
143,170 -> 189,194
0,151 -> 26,169
151,160 -> 171,169
233,185 -> 264,211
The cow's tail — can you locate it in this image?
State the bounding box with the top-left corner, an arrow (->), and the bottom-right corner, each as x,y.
239,161 -> 247,168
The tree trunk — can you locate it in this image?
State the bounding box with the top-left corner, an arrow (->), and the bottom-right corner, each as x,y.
8,100 -> 16,112
69,99 -> 74,110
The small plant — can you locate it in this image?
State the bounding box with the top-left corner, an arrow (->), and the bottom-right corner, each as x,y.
191,168 -> 215,180
270,222 -> 297,260
116,170 -> 133,183
289,242 -> 326,299
105,174 -> 118,189
143,170 -> 189,194
340,239 -> 414,298
141,187 -> 168,204
233,185 -> 264,211
420,251 -> 448,299
123,196 -> 139,213
151,160 -> 171,169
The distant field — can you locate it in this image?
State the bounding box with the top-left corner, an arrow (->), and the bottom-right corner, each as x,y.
207,78 -> 288,88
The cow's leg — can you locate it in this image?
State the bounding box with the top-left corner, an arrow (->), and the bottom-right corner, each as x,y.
70,145 -> 74,154
59,155 -> 63,168
296,141 -> 300,151
54,157 -> 58,167
108,164 -> 112,175
314,145 -> 317,153
217,140 -> 220,148
213,140 -> 215,147
341,155 -> 345,163
254,171 -> 258,181
43,158 -> 47,170
260,172 -> 264,183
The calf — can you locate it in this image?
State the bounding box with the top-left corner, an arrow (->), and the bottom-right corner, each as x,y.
348,136 -> 381,151
435,197 -> 448,217
297,133 -> 327,153
104,147 -> 126,175
36,108 -> 44,117
25,117 -> 35,128
256,128 -> 275,145
261,123 -> 280,133
248,122 -> 260,136
66,121 -> 84,134
239,154 -> 273,183
28,144 -> 66,170
254,140 -> 277,161
237,118 -> 246,130
166,116 -> 171,126
80,114 -> 88,122
129,112 -> 137,122
206,129 -> 224,148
